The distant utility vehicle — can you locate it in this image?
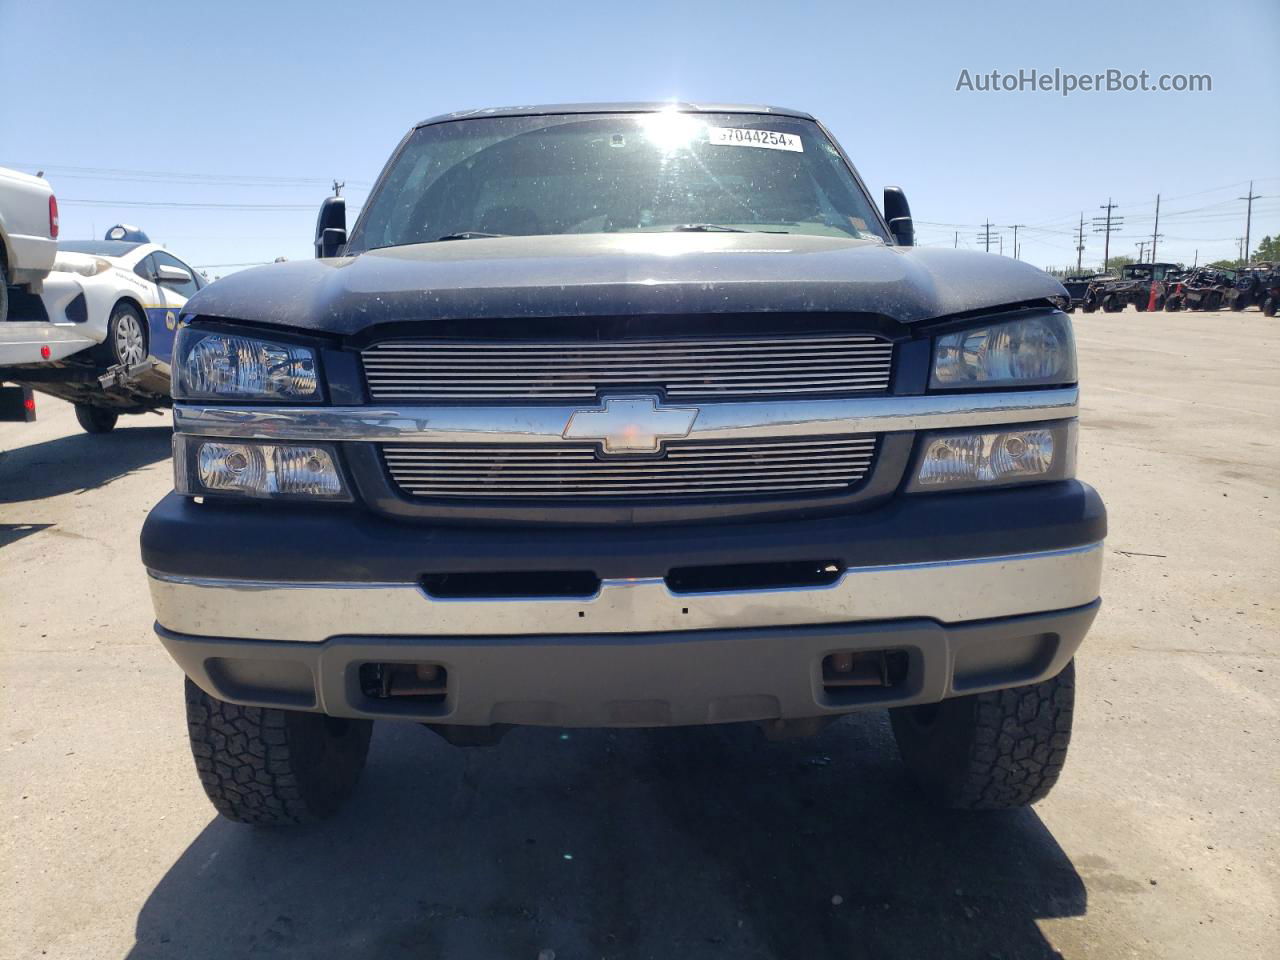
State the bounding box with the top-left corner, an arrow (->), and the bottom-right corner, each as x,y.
141,103 -> 1104,825
1085,262 -> 1180,313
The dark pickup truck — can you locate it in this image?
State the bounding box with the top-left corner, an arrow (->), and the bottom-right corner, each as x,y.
141,103 -> 1104,825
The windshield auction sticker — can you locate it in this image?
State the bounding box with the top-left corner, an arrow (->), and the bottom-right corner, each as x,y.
707,127 -> 803,152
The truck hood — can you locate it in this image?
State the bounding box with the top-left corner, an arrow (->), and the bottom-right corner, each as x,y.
186,232 -> 1066,335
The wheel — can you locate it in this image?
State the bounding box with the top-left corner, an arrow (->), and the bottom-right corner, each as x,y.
1154,296 -> 1166,311
1134,299 -> 1146,312
1102,296 -> 1121,313
184,677 -> 373,825
1204,291 -> 1222,311
889,661 -> 1075,810
1229,297 -> 1245,311
1082,302 -> 1097,314
97,301 -> 148,368
1166,298 -> 1181,311
74,403 -> 118,433
0,259 -> 9,324
1264,297 -> 1277,318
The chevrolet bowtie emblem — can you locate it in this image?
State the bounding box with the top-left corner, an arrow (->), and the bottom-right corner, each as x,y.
563,395 -> 699,455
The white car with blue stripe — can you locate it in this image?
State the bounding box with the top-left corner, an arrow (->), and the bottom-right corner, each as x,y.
2,225 -> 207,431
43,225 -> 206,371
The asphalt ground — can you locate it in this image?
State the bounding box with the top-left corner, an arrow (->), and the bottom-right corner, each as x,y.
1,307 -> 1276,959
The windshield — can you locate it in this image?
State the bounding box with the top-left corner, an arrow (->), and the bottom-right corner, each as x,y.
348,112 -> 888,252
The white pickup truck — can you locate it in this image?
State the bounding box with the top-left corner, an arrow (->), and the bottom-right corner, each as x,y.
0,165 -> 59,319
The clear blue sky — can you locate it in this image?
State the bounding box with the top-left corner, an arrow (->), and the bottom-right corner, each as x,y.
3,0 -> 1277,275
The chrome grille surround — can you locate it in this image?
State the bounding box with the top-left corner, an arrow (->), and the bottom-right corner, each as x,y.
381,435 -> 877,499
361,333 -> 894,401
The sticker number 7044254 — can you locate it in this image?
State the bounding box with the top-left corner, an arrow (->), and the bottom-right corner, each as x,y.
706,127 -> 804,152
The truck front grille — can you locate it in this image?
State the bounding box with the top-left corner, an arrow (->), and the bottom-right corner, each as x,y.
361,333 -> 894,401
381,435 -> 877,499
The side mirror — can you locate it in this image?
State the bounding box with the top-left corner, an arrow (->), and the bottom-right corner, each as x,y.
883,186 -> 914,247
314,196 -> 347,259
156,263 -> 192,285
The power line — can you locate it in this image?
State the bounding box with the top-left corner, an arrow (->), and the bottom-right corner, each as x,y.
1,161 -> 372,189
61,198 -> 333,210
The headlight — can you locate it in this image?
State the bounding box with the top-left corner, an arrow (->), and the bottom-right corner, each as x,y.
174,436 -> 349,500
173,328 -> 320,401
908,421 -> 1076,492
931,313 -> 1076,389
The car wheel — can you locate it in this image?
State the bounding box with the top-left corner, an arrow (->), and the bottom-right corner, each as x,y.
0,260 -> 9,324
1229,297 -> 1245,311
185,677 -> 373,825
1264,297 -> 1277,318
98,301 -> 148,368
890,661 -> 1075,809
1205,292 -> 1222,311
74,403 -> 118,434
1134,299 -> 1146,312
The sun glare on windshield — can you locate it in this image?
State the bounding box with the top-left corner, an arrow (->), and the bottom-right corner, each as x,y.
638,110 -> 706,153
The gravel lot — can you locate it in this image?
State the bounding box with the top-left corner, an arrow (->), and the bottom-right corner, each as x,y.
1,308 -> 1276,960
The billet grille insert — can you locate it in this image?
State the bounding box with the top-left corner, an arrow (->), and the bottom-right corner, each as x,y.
381,435 -> 878,499
361,334 -> 894,400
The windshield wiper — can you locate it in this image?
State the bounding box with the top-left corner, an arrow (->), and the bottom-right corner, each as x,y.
431,231 -> 508,242
669,223 -> 748,233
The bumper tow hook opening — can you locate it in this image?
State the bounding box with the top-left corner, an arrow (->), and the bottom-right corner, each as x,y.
360,662 -> 449,702
822,650 -> 908,690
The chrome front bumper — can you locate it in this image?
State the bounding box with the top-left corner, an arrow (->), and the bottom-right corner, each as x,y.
148,541 -> 1104,644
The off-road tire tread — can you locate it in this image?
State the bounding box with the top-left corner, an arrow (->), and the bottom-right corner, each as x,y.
184,678 -> 371,826
952,664 -> 1074,809
891,661 -> 1075,810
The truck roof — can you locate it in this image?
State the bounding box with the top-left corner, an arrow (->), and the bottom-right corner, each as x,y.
416,101 -> 816,128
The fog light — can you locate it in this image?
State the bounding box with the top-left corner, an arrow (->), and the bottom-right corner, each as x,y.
909,421 -> 1076,492
175,437 -> 348,499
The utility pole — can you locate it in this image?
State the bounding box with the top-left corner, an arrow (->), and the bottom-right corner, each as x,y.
977,220 -> 996,252
954,231 -> 958,249
1135,241 -> 1148,261
1075,213 -> 1086,273
1237,237 -> 1246,263
1007,224 -> 1026,261
998,234 -> 1004,256
1239,181 -> 1261,264
332,179 -> 345,197
1150,193 -> 1161,264
1092,199 -> 1123,272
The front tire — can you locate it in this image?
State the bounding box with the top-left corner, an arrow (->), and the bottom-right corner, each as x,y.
185,677 -> 373,825
74,403 -> 118,433
889,661 -> 1075,810
1264,297 -> 1277,318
